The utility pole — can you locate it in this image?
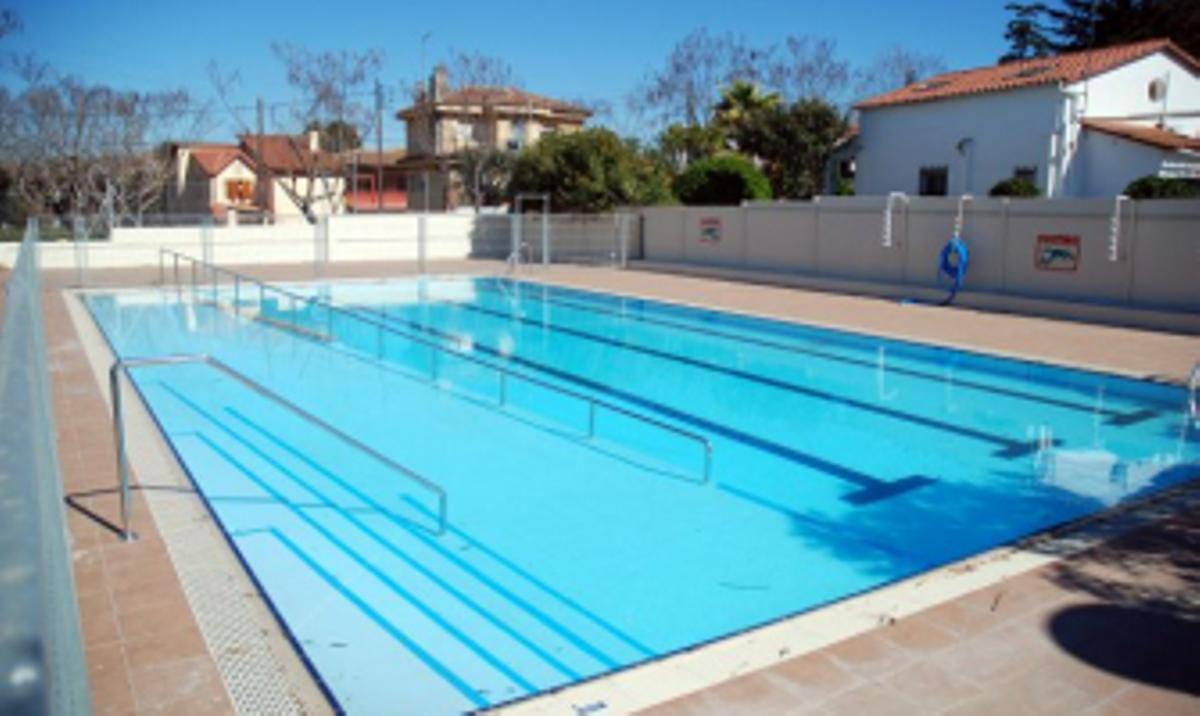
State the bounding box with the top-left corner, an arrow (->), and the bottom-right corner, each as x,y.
256,98 -> 266,219
375,79 -> 384,212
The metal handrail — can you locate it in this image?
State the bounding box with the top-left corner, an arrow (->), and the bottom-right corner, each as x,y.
160,249 -> 713,484
1189,362 -> 1199,421
161,248 -> 335,341
505,241 -> 532,275
110,352 -> 448,541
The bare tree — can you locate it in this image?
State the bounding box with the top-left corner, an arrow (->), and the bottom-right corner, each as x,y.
853,47 -> 948,99
767,36 -> 851,104
629,28 -> 771,129
209,45 -> 383,223
444,49 -> 519,89
4,55 -> 206,229
460,146 -> 514,212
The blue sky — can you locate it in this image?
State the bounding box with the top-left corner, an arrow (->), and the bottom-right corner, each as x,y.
5,0 -> 1012,145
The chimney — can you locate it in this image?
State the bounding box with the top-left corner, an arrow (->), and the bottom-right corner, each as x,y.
430,65 -> 449,102
308,129 -> 321,152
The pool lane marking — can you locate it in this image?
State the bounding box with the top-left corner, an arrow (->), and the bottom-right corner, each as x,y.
419,296 -> 1048,459
222,406 -> 636,669
350,306 -> 933,504
479,278 -> 1155,425
399,496 -> 656,658
162,389 -> 548,694
242,527 -> 490,709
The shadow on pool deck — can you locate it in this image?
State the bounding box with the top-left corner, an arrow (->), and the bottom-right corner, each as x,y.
643,499 -> 1200,715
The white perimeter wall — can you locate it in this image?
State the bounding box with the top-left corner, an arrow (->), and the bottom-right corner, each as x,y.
640,197 -> 1200,314
0,213 -> 620,270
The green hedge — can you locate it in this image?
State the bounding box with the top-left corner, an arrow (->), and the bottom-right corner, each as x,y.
1123,175 -> 1200,199
673,154 -> 772,206
989,176 -> 1040,197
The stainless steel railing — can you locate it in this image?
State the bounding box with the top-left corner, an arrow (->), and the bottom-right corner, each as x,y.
1189,362 -> 1199,421
110,352 -> 448,541
159,249 -> 713,484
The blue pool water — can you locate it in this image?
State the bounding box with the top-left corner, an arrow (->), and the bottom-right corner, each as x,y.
86,276 -> 1198,714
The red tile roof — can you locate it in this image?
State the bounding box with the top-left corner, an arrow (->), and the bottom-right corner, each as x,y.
856,39 -> 1200,109
236,134 -> 339,173
1082,119 -> 1200,151
397,86 -> 590,120
181,145 -> 250,176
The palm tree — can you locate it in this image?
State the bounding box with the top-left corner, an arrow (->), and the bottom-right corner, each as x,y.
713,81 -> 780,133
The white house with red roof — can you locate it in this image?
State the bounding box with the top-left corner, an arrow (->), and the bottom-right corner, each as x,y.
164,144 -> 259,220
165,132 -> 349,221
848,39 -> 1200,198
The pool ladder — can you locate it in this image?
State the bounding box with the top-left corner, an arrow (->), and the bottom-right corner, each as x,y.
109,353 -> 448,542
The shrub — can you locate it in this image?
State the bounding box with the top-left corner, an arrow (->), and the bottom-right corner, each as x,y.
989,176 -> 1040,197
673,154 -> 772,206
1123,175 -> 1200,199
509,128 -> 674,212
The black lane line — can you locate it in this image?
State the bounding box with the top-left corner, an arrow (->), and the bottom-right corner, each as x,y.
339,303 -> 934,505
478,278 -> 1156,426
418,296 -> 1046,459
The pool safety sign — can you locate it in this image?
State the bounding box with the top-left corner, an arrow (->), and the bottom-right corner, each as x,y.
699,216 -> 722,244
1035,234 -> 1081,272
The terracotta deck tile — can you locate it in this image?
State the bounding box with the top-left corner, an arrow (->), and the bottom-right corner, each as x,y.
770,651 -> 862,702
78,591 -> 122,650
872,660 -> 984,712
123,626 -> 210,674
823,632 -> 915,680
691,671 -> 806,714
819,679 -> 924,715
127,656 -> 231,713
84,643 -> 136,715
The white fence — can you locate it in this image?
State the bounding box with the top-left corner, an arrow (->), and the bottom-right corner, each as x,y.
641,197 -> 1200,315
0,213 -> 633,271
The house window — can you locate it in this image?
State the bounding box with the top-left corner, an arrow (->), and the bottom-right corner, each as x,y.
918,166 -> 948,196
225,179 -> 254,203
507,119 -> 527,150
1014,166 -> 1037,184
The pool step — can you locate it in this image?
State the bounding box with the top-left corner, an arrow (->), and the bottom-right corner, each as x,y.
152,381 -> 644,713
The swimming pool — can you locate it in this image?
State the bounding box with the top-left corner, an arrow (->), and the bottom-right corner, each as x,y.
85,275 -> 1199,714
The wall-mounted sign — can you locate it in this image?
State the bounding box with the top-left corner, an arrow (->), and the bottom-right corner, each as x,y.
1035,234 -> 1081,272
699,216 -> 722,244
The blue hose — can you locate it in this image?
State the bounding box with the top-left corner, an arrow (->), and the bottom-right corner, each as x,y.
936,234 -> 969,305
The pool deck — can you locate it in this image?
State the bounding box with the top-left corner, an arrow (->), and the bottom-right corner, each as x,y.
36,259 -> 1200,714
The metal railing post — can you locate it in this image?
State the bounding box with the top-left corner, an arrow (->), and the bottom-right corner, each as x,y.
417,214 -> 428,274
109,363 -> 136,542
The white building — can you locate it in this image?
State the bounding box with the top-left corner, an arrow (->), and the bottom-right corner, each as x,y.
847,39 -> 1200,198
